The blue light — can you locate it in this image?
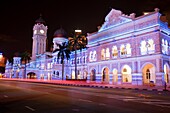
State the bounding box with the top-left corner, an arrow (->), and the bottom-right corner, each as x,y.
88,24 -> 160,45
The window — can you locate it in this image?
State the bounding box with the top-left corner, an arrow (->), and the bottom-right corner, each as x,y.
77,58 -> 79,64
162,39 -> 168,55
101,49 -> 105,60
112,46 -> 118,58
79,57 -> 82,64
47,63 -> 51,69
165,40 -> 168,54
146,69 -> 150,79
93,51 -> 97,61
89,51 -> 97,62
89,51 -> 93,62
126,44 -> 131,56
162,39 -> 165,54
106,48 -> 110,59
147,39 -> 155,53
56,71 -> 59,76
123,68 -> 127,72
140,39 -> 155,55
120,45 -> 126,56
140,41 -> 147,55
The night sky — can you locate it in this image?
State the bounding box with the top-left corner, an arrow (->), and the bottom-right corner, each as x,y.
0,0 -> 170,59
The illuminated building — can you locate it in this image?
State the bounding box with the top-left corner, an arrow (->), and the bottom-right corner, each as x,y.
0,53 -> 6,74
5,8 -> 170,86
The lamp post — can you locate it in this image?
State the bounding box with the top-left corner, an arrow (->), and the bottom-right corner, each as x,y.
0,53 -> 3,61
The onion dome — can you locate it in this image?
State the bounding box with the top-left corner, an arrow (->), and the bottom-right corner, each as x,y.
53,28 -> 67,38
35,14 -> 45,24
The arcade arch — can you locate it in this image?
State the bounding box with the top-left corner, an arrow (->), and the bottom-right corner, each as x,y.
121,65 -> 132,83
164,64 -> 169,83
27,72 -> 36,79
112,68 -> 118,83
102,67 -> 109,82
90,69 -> 96,81
142,63 -> 156,84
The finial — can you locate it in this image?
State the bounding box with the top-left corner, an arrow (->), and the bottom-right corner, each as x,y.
154,8 -> 160,12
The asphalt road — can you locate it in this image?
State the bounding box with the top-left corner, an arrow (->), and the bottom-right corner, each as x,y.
0,80 -> 170,113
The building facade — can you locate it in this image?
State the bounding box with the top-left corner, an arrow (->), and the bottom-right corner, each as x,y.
5,8 -> 170,86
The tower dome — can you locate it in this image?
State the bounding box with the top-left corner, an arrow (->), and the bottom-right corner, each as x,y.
53,28 -> 67,38
35,14 -> 45,24
53,28 -> 68,50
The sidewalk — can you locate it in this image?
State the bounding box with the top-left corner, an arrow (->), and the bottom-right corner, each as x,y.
1,78 -> 170,92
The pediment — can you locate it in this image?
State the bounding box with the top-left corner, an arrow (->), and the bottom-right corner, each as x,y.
98,9 -> 134,32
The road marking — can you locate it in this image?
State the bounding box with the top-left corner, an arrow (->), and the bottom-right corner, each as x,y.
4,95 -> 8,98
78,99 -> 92,103
142,101 -> 170,108
25,106 -> 35,111
72,109 -> 80,112
99,103 -> 106,106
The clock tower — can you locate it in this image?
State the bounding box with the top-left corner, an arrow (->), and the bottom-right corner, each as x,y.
32,15 -> 48,60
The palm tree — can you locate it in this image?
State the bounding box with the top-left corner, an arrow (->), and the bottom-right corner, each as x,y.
53,42 -> 71,80
21,51 -> 31,79
68,34 -> 88,79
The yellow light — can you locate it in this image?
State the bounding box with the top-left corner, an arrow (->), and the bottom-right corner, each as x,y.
143,12 -> 149,15
0,53 -> 3,58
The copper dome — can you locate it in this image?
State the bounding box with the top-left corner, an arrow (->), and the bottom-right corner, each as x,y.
53,28 -> 67,38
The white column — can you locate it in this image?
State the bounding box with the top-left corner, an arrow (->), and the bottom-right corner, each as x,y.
43,38 -> 46,53
32,38 -> 37,60
40,38 -> 42,54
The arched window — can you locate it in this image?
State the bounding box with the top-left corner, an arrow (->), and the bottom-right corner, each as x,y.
147,39 -> 155,53
162,39 -> 165,54
146,69 -> 150,79
165,40 -> 168,54
89,51 -> 93,62
120,45 -> 126,57
89,51 -> 97,62
93,51 -> 97,61
164,64 -> 169,83
56,71 -> 59,76
123,68 -> 127,72
106,48 -> 110,59
113,69 -> 118,83
140,41 -> 147,55
77,58 -> 79,64
112,46 -> 118,58
101,49 -> 105,60
121,65 -> 132,83
126,44 -> 131,56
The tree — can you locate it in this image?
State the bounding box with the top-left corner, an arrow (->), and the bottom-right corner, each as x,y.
53,42 -> 71,80
21,51 -> 31,79
68,34 -> 88,79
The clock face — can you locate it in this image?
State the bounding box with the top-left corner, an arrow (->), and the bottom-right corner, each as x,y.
34,30 -> 37,34
40,29 -> 44,34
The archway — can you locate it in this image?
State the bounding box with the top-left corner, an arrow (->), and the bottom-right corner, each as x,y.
113,69 -> 118,83
142,63 -> 156,84
27,72 -> 36,79
121,65 -> 132,83
90,69 -> 96,81
83,70 -> 88,80
164,64 -> 169,83
71,70 -> 75,79
102,67 -> 109,82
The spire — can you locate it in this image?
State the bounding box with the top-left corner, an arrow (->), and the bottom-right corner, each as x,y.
35,14 -> 46,24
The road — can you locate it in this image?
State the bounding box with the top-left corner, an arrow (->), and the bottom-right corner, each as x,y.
0,79 -> 170,113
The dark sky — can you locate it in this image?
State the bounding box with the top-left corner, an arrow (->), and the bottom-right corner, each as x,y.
0,0 -> 170,59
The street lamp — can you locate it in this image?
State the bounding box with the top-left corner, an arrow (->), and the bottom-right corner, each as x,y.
0,53 -> 3,61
